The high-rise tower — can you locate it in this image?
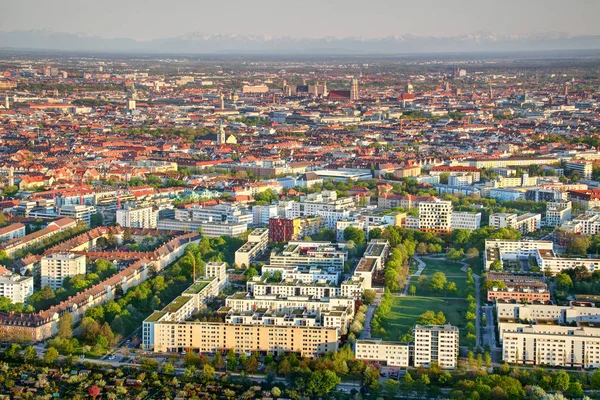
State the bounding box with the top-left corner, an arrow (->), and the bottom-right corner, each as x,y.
350,78 -> 359,101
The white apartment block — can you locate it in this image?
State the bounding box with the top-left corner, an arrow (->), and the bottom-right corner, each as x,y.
413,324 -> 459,369
496,302 -> 600,325
116,205 -> 158,229
486,239 -> 599,276
248,276 -> 363,300
285,192 -> 356,229
448,174 -> 473,187
489,212 -> 541,234
234,228 -> 268,267
260,266 -> 341,285
566,160 -> 593,180
0,270 -> 34,303
156,219 -> 248,237
58,204 -> 96,226
544,201 -> 571,227
418,199 -> 453,232
40,252 -> 87,290
175,204 -> 252,225
450,212 -> 481,231
484,239 -> 553,270
0,223 -> 26,243
502,325 -> 600,367
252,204 -> 278,226
269,242 -> 346,270
355,339 -> 410,367
204,262 -> 228,291
225,292 -> 355,315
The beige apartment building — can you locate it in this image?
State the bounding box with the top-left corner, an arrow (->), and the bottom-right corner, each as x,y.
151,322 -> 338,357
413,324 -> 459,369
40,252 -> 86,290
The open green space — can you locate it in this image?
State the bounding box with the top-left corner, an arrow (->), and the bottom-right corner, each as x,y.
420,257 -> 465,275
373,296 -> 468,344
414,276 -> 470,298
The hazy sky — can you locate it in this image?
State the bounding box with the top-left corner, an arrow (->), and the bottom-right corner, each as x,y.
2,0 -> 599,40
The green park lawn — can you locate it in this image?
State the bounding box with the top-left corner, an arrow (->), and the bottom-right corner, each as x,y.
414,276 -> 470,298
373,296 -> 469,344
419,257 -> 465,275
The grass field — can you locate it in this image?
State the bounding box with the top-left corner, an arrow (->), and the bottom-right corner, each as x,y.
413,276 -> 470,297
420,257 -> 465,275
374,296 -> 469,343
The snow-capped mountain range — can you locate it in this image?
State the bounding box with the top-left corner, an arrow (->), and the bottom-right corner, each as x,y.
1,30 -> 599,54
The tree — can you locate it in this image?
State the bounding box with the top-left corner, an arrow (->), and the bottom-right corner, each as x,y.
58,313 -> 73,339
416,242 -> 428,254
271,387 -> 281,398
88,385 -> 101,399
447,248 -> 464,260
163,363 -> 175,375
363,289 -> 376,305
344,227 -> 366,245
490,259 -> 503,271
2,185 -> 18,197
484,351 -> 492,368
409,285 -> 416,296
566,233 -> 590,255
556,273 -> 573,291
553,371 -> 570,392
445,281 -> 458,295
23,346 -> 37,362
44,347 -> 59,364
430,272 -> 447,292
592,370 -> 600,389
141,358 -> 159,372
201,364 -> 216,382
466,248 -> 480,259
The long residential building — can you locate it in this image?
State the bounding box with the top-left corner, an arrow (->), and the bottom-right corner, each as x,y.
234,228 -> 268,267
355,324 -> 459,369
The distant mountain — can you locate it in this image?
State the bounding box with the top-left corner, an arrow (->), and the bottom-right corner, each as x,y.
1,30 -> 600,54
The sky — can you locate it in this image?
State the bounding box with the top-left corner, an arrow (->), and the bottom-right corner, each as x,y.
2,0 -> 599,40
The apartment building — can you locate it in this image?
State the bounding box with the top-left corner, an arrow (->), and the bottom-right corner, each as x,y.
269,242 -> 346,270
116,205 -> 158,229
150,321 -> 338,357
413,324 -> 460,369
268,217 -> 324,242
175,204 -> 252,225
40,252 -> 86,290
489,213 -> 541,234
234,228 -> 268,267
204,262 -> 228,291
143,276 -> 223,349
430,165 -> 481,182
502,325 -> 600,367
418,199 -> 453,233
157,219 -> 247,237
260,266 -> 341,285
566,160 -> 593,180
225,292 -> 355,315
450,212 -> 481,231
486,272 -> 550,303
355,339 -> 410,367
252,204 -> 278,226
569,189 -> 600,210
0,267 -> 33,303
544,201 -> 572,227
58,204 -> 96,226
0,223 -> 25,243
484,239 -> 554,270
